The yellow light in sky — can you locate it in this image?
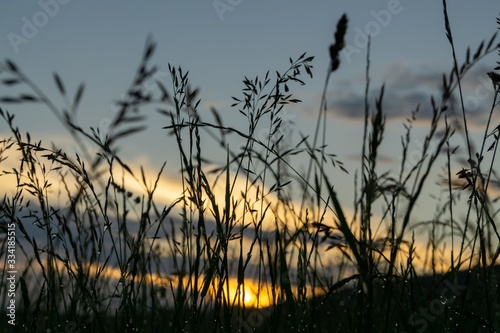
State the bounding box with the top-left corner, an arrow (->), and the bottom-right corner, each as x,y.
226,278 -> 272,308
34,259 -> 274,308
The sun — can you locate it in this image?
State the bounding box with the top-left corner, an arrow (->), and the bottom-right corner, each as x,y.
227,278 -> 272,308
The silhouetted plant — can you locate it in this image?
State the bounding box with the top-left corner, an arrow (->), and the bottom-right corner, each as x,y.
0,8 -> 500,333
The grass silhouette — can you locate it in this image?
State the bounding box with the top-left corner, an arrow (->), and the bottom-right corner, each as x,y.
1,3 -> 500,332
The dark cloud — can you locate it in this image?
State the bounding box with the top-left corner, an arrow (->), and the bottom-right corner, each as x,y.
326,63 -> 497,125
328,88 -> 429,120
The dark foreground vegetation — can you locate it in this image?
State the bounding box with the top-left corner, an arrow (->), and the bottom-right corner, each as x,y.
1,2 -> 500,332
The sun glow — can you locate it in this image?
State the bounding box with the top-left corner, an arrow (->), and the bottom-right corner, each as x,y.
225,278 -> 271,308
27,259 -> 274,308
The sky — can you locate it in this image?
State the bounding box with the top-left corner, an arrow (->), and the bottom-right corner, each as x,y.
1,1 -> 500,271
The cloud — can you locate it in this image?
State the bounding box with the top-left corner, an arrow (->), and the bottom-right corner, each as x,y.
324,63 -> 498,129
327,88 -> 429,120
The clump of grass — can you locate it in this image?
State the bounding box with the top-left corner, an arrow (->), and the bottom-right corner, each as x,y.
1,6 -> 500,333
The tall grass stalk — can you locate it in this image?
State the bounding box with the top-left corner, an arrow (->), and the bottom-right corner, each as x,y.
1,7 -> 500,333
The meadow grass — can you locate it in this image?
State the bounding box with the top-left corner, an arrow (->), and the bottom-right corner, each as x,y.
1,3 -> 500,332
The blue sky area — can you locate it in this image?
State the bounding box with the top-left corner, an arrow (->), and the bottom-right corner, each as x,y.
1,1 -> 500,232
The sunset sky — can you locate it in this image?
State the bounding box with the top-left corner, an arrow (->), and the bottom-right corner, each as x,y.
1,1 -> 500,252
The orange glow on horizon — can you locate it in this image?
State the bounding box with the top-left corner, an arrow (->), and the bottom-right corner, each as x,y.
9,259 -> 275,308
